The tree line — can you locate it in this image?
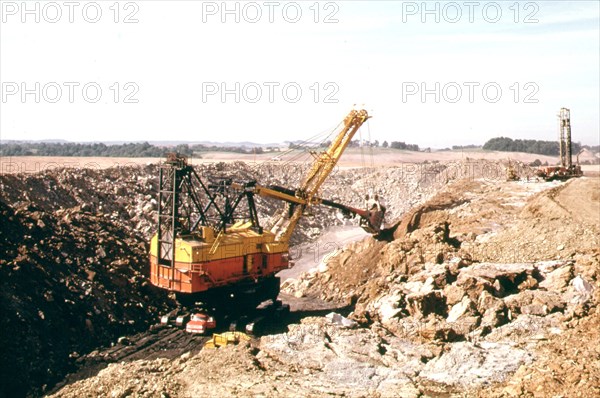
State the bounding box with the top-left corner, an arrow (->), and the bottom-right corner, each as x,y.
0,142 -> 276,157
366,140 -> 420,151
482,137 -> 583,156
1,139 -> 428,157
8,138 -> 590,158
0,142 -> 197,157
452,144 -> 482,150
191,144 -> 273,154
287,139 -> 423,151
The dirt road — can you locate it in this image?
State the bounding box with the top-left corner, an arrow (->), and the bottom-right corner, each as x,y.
278,225 -> 368,282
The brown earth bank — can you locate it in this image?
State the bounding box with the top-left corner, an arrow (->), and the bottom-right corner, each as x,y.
0,170 -> 178,397
43,173 -> 598,397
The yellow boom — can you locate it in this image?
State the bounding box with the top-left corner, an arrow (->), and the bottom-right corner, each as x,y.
268,109 -> 370,242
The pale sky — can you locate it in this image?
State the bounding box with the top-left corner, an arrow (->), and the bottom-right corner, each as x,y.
1,0 -> 599,147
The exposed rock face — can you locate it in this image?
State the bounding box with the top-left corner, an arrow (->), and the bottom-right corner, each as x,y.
540,264 -> 573,291
419,341 -> 533,386
278,177 -> 599,397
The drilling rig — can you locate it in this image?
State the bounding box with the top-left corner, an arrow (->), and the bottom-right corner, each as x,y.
148,109 -> 384,310
537,107 -> 583,180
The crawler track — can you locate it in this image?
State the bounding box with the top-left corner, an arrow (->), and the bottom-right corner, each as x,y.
50,294 -> 346,395
49,326 -> 208,394
102,327 -> 206,362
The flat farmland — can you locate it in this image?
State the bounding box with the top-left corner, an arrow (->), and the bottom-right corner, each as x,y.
3,148 -> 596,174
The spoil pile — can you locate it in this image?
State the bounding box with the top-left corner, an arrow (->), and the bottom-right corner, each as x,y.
0,159 -> 501,244
0,201 -> 176,397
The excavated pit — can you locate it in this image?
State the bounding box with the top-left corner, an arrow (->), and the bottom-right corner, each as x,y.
0,160 -> 449,396
1,159 -> 477,397
3,159 -> 598,397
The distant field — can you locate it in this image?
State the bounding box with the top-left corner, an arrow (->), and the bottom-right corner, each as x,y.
198,148 -> 563,165
1,148 -> 597,174
581,164 -> 600,176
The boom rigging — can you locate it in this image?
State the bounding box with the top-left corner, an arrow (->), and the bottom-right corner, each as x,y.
269,109 -> 371,242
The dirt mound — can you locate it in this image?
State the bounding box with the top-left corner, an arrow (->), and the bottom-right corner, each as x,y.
284,179 -> 476,308
0,200 -> 176,397
391,180 -> 482,239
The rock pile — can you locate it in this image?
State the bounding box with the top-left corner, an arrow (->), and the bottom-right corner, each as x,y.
0,159 -> 499,243
280,176 -> 599,394
0,165 -> 161,239
285,230 -> 593,345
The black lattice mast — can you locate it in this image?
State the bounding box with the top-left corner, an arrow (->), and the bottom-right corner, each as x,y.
156,155 -> 185,271
155,154 -> 262,270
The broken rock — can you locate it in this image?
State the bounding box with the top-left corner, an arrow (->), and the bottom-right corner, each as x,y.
444,284 -> 466,306
326,312 -> 358,329
406,290 -> 446,318
539,265 -> 573,292
420,341 -> 533,387
504,290 -> 565,316
447,296 -> 476,323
